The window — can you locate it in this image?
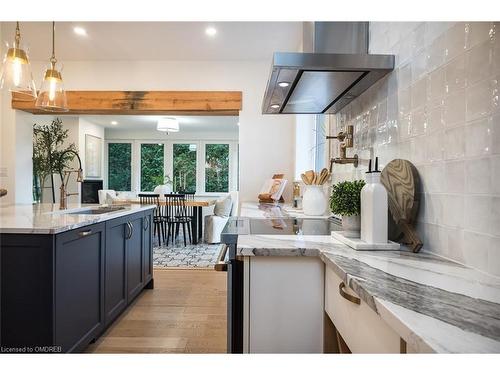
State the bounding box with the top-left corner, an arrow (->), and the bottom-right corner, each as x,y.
140,143 -> 164,192
108,143 -> 132,191
205,143 -> 229,193
172,143 -> 197,192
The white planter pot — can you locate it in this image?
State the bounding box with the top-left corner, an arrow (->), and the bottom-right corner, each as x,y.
302,185 -> 327,216
342,215 -> 361,238
154,184 -> 173,195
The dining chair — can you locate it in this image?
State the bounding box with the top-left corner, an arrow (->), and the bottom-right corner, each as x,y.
138,193 -> 164,246
178,190 -> 195,241
164,194 -> 192,247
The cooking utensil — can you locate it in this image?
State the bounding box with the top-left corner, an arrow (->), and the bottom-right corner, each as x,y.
380,159 -> 422,252
301,173 -> 310,185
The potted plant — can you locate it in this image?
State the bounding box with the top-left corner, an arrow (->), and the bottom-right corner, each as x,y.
153,174 -> 174,195
33,118 -> 77,203
330,180 -> 365,238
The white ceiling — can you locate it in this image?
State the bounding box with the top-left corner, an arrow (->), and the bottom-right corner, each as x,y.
82,115 -> 239,133
1,22 -> 302,61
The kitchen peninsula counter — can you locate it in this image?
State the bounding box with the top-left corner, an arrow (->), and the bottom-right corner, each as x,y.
236,202 -> 500,353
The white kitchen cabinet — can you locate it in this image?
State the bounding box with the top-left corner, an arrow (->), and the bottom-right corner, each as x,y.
325,265 -> 402,353
243,256 -> 325,353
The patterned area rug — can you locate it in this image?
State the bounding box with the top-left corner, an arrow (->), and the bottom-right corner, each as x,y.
153,242 -> 222,269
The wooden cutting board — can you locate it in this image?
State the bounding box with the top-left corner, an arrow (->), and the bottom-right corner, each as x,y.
380,159 -> 423,252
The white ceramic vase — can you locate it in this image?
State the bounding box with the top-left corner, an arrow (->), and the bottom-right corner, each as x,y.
302,185 -> 327,216
153,184 -> 173,195
342,215 -> 361,238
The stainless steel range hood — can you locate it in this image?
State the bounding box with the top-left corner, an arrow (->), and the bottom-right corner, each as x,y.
262,22 -> 395,114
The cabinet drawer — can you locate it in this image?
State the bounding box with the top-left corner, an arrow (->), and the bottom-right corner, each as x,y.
325,266 -> 401,353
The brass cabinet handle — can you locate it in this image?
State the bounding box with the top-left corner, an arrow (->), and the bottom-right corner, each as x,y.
339,281 -> 360,305
144,217 -> 149,231
129,222 -> 134,239
78,229 -> 92,237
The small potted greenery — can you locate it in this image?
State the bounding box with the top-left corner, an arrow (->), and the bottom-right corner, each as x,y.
330,180 -> 365,238
152,174 -> 173,194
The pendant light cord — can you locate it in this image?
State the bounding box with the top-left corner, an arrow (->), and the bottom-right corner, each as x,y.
50,21 -> 57,66
14,21 -> 20,48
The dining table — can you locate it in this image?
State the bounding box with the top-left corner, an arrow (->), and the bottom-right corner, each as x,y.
113,197 -> 217,245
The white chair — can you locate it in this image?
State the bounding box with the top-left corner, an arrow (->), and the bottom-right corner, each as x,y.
204,191 -> 239,244
98,189 -> 117,205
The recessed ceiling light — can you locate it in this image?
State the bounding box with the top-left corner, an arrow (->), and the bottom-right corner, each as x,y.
278,82 -> 290,88
73,26 -> 87,36
270,104 -> 280,109
205,27 -> 217,37
110,121 -> 118,125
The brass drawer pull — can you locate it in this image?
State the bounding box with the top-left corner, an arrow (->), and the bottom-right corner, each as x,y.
78,229 -> 92,237
339,281 -> 360,305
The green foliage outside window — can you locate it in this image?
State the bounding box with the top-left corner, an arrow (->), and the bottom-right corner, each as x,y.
141,144 -> 164,192
205,144 -> 229,193
108,143 -> 131,191
173,144 -> 197,192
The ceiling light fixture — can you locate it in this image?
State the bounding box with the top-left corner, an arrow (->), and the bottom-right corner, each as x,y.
205,27 -> 217,37
0,22 -> 37,100
270,104 -> 280,109
157,118 -> 180,132
278,82 -> 290,87
73,26 -> 87,36
35,22 -> 68,112
110,121 -> 118,125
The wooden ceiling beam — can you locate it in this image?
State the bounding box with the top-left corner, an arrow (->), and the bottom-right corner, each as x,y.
11,90 -> 242,116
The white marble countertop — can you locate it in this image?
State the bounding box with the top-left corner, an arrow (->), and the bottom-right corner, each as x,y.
0,203 -> 156,234
236,233 -> 500,353
239,201 -> 333,219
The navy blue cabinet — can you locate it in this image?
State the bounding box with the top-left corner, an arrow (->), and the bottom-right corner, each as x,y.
0,209 -> 154,353
55,223 -> 105,352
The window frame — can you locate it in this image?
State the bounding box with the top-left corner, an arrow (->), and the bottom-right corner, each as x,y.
105,139 -> 238,195
104,140 -> 135,192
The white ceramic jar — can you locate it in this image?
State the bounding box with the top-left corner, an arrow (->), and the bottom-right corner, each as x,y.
302,185 -> 327,216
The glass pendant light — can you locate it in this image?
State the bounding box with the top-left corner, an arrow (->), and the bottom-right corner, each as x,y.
35,22 -> 68,112
0,22 -> 37,100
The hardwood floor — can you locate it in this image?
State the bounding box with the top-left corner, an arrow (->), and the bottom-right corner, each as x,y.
86,269 -> 227,353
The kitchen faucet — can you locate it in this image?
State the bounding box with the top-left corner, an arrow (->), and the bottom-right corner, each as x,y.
58,150 -> 83,210
326,125 -> 359,172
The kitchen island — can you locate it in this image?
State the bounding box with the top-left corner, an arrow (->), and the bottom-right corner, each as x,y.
228,202 -> 500,353
0,203 -> 155,353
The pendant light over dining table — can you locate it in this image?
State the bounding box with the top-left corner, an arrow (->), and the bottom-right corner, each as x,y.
0,22 -> 37,100
35,22 -> 68,112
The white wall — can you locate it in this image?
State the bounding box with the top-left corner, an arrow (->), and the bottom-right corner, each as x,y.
1,59 -> 296,203
79,117 -> 105,181
332,22 -> 500,276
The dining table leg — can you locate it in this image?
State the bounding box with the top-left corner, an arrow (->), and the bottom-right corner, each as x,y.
191,206 -> 203,245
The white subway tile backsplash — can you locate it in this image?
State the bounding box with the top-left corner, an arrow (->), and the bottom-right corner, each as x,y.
465,117 -> 493,157
411,78 -> 428,110
492,156 -> 500,196
445,55 -> 466,94
445,23 -> 467,62
445,160 -> 465,193
466,41 -> 493,85
444,126 -> 465,159
463,231 -> 490,271
465,157 -> 492,194
426,130 -> 445,161
464,195 -> 492,234
444,194 -> 465,228
466,22 -> 495,49
466,79 -> 493,121
443,89 -> 466,126
336,22 -> 499,276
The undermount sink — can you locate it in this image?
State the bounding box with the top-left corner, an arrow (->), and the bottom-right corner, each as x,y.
68,206 -> 127,215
